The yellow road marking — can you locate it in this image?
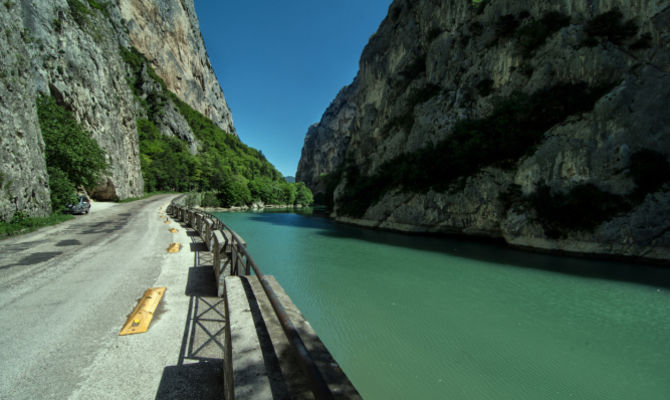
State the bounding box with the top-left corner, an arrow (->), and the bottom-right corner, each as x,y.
167,243 -> 181,253
119,287 -> 166,336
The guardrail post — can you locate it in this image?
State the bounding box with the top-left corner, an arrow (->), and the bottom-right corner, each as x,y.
231,241 -> 238,276
167,199 -> 337,399
212,230 -> 228,297
203,218 -> 210,250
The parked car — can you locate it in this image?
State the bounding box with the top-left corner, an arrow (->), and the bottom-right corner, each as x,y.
64,196 -> 91,215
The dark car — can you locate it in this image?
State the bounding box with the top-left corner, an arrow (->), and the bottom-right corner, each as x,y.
65,196 -> 91,215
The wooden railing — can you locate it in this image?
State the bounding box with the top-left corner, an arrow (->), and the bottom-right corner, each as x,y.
167,201 -> 334,400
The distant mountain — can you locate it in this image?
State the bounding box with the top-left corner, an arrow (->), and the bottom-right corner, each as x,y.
284,176 -> 296,183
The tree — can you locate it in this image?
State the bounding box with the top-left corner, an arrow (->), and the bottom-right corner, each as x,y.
36,95 -> 108,210
295,182 -> 314,206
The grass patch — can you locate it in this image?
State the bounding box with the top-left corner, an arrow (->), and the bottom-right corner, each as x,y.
0,212 -> 73,238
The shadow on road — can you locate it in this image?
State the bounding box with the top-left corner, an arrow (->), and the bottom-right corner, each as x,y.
0,251 -> 62,270
155,229 -> 226,400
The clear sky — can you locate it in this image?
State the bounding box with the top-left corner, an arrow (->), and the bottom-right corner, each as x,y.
193,1 -> 393,178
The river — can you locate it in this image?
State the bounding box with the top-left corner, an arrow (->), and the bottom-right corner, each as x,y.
212,209 -> 670,400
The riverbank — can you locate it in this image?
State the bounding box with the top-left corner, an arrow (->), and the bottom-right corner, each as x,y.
198,203 -> 308,212
333,214 -> 670,266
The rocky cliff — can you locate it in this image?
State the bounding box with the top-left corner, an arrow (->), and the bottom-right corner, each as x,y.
0,0 -> 233,220
297,0 -> 670,261
119,0 -> 235,134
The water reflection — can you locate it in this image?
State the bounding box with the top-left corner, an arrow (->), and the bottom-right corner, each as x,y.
224,210 -> 670,290
211,210 -> 670,400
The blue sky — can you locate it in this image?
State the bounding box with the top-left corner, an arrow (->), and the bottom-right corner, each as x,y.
193,1 -> 393,177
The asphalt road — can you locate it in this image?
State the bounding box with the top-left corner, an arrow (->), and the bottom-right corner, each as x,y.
0,194 -> 224,399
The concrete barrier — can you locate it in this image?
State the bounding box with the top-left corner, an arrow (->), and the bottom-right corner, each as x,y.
212,230 -> 229,297
203,218 -> 213,250
224,276 -> 273,400
168,202 -> 361,399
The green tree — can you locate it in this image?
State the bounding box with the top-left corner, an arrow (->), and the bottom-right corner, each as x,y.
36,95 -> 108,210
295,182 -> 314,206
46,167 -> 77,211
217,175 -> 251,207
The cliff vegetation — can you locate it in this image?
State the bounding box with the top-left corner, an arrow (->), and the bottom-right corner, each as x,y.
121,46 -> 313,206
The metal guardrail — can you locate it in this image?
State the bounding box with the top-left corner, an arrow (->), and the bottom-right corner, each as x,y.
167,201 -> 334,400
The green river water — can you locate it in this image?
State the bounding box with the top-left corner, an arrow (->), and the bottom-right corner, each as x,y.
212,209 -> 670,400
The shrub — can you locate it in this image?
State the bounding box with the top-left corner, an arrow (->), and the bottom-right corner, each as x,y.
295,182 -> 313,206
629,149 -> 670,197
217,176 -> 251,207
47,167 -> 78,211
472,0 -> 489,15
86,0 -> 109,18
583,8 -> 638,46
469,21 -> 484,36
316,168 -> 344,208
36,95 -> 108,210
496,14 -> 520,38
629,33 -> 652,50
517,11 -> 570,57
335,82 -> 613,216
427,28 -> 442,42
200,192 -> 221,207
507,149 -> 670,238
183,192 -> 198,208
531,183 -> 629,238
476,78 -> 494,96
67,0 -> 90,27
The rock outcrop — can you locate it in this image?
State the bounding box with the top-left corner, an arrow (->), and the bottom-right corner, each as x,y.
297,0 -> 670,261
119,0 -> 235,134
0,0 -> 233,218
0,1 -> 51,220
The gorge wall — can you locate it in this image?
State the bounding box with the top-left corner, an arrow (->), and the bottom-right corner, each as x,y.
297,0 -> 670,261
119,0 -> 235,134
0,0 -> 234,220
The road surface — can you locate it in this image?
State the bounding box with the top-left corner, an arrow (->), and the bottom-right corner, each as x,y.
0,194 -> 224,399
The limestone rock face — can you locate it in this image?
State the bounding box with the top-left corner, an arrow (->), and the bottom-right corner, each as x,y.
119,0 -> 235,134
0,1 -> 50,220
296,80 -> 358,195
1,0 -> 232,217
297,0 -> 670,260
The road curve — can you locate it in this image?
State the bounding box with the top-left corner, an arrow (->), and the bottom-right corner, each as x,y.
0,194 -> 221,399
